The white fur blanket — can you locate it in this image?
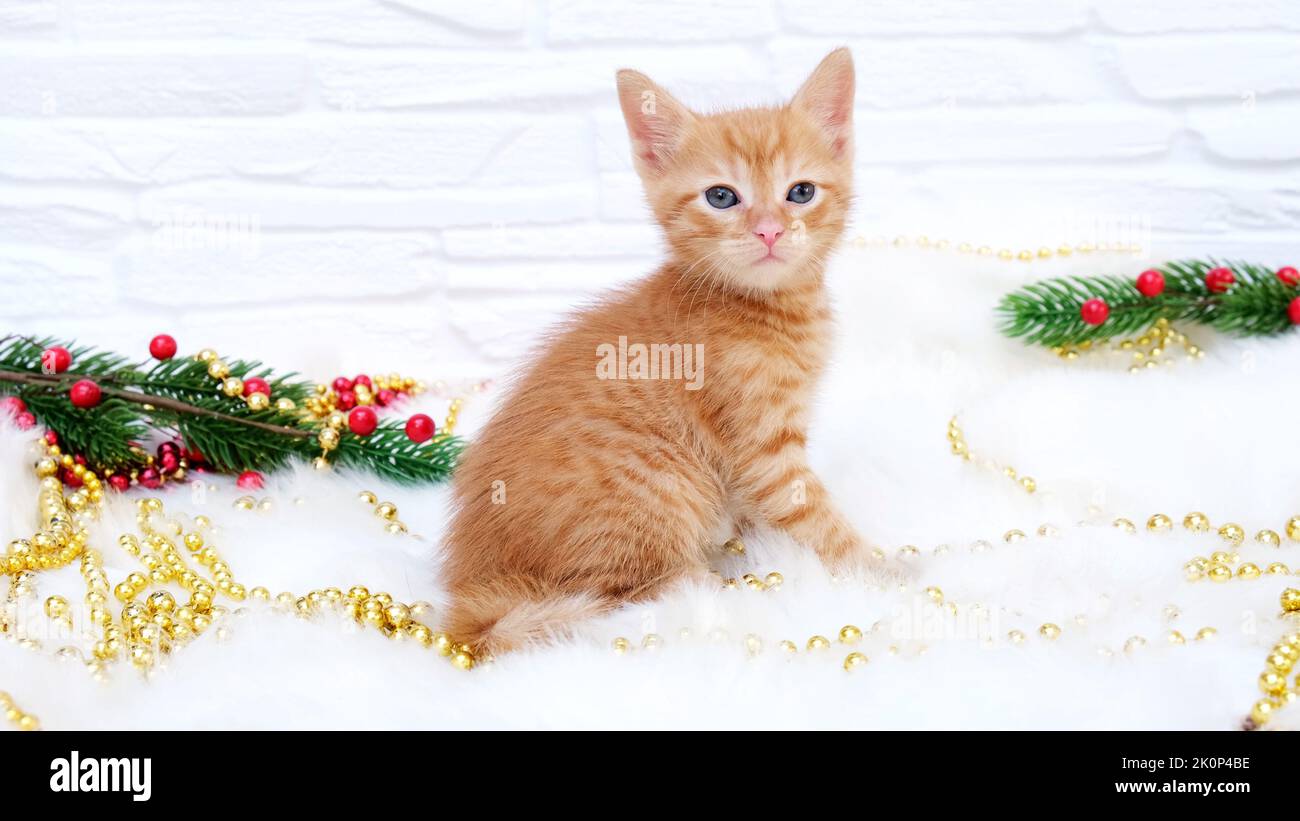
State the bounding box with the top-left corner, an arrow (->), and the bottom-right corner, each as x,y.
3,247 -> 1297,730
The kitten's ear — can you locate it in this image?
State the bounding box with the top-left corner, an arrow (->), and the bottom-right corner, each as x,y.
791,48 -> 855,158
616,69 -> 694,175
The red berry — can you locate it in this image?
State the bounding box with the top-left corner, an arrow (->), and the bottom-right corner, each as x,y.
376,389 -> 397,407
236,470 -> 264,490
138,467 -> 161,489
1205,266 -> 1235,293
353,374 -> 372,390
242,377 -> 271,398
1278,266 -> 1300,287
405,413 -> 435,443
42,346 -> 71,374
337,389 -> 356,410
1289,296 -> 1300,325
1135,269 -> 1165,297
332,377 -> 353,393
348,406 -> 378,436
69,379 -> 102,408
108,474 -> 130,492
44,430 -> 58,446
1080,298 -> 1109,326
149,334 -> 178,360
61,467 -> 82,488
14,412 -> 35,430
0,396 -> 26,417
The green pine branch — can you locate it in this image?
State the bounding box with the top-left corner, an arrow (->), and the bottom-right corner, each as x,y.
0,334 -> 462,485
997,259 -> 1298,348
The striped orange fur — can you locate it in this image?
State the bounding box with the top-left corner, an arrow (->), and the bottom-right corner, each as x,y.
443,49 -> 868,655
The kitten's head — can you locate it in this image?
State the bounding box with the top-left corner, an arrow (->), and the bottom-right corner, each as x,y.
617,49 -> 855,294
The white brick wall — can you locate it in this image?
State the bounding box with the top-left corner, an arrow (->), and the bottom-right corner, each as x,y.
1,0 -> 1297,379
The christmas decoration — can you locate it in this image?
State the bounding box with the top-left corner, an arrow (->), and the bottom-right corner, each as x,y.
405,413 -> 436,443
948,414 -> 1300,730
1079,298 -> 1109,325
68,379 -> 101,408
347,406 -> 378,436
0,335 -> 462,486
1279,266 -> 1300,287
1135,268 -> 1165,297
42,345 -> 72,374
148,334 -> 177,361
998,260 -> 1300,347
0,438 -> 477,730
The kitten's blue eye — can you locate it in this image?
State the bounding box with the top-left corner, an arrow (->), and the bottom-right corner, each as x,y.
705,186 -> 739,209
787,182 -> 815,204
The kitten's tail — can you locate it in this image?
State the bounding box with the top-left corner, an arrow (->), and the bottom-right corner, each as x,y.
444,574 -> 613,657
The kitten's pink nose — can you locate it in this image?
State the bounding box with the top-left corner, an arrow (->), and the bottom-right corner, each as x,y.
753,220 -> 784,249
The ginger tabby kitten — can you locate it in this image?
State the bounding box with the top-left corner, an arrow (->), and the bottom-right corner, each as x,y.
444,49 -> 868,655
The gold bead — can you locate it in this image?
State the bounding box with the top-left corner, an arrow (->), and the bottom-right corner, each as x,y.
35,457 -> 58,478
312,456 -> 330,471
923,586 -> 944,605
1038,623 -> 1061,640
1166,630 -> 1186,645
451,651 -> 474,671
318,428 -> 340,451
246,391 -> 269,411
1256,529 -> 1282,547
641,633 -> 663,650
220,377 -> 244,397
722,537 -> 745,555
43,595 -> 68,619
1267,562 -> 1290,576
1007,630 -> 1026,645
432,632 -> 453,656
206,359 -> 229,379
357,490 -> 377,505
1207,563 -> 1232,583
384,603 -> 410,628
1261,671 -> 1288,695
1146,514 -> 1172,532
610,636 -> 631,655
843,652 -> 869,671
806,635 -> 831,652
1124,636 -> 1147,654
410,624 -> 433,647
1237,562 -> 1261,580
777,639 -> 797,654
764,571 -> 784,588
838,625 -> 862,644
1019,476 -> 1036,493
374,502 -> 398,520
1183,512 -> 1211,532
113,582 -> 136,602
146,591 -> 175,614
1112,518 -> 1136,534
1218,523 -> 1245,545
1195,627 -> 1217,641
1287,516 -> 1300,542
1210,550 -> 1235,565
1250,699 -> 1275,726
1281,588 -> 1300,613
